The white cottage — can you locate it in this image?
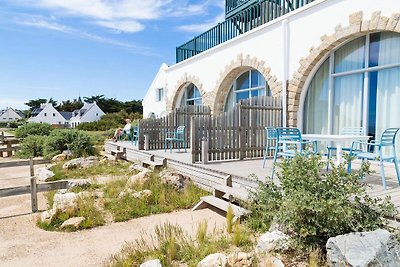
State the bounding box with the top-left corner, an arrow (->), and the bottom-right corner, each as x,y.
69,102 -> 105,128
28,103 -> 70,127
143,0 -> 400,142
0,107 -> 24,122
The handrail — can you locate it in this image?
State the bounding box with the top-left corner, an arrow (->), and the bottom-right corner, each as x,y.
176,0 -> 313,63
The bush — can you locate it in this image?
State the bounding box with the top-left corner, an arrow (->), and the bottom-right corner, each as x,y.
43,129 -> 96,158
247,154 -> 396,249
77,110 -> 141,131
17,135 -> 46,158
15,122 -> 52,138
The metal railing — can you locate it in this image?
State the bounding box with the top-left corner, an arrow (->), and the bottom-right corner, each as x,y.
176,0 -> 314,63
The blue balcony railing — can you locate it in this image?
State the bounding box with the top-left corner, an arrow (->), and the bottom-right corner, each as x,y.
176,0 -> 314,63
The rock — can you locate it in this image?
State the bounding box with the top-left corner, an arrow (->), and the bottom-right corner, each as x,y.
67,179 -> 91,190
132,189 -> 152,199
62,157 -> 99,169
60,216 -> 85,229
52,153 -> 66,162
159,170 -> 188,191
36,168 -> 55,182
62,150 -> 73,157
326,229 -> 400,267
198,253 -> 228,267
94,189 -> 104,199
52,192 -> 79,211
272,258 -> 285,267
140,259 -> 162,267
40,209 -> 56,223
63,158 -> 84,169
126,170 -> 150,186
102,154 -> 116,161
227,252 -> 253,267
256,230 -> 289,254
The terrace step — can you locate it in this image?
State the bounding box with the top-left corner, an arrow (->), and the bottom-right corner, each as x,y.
213,184 -> 249,202
110,149 -> 125,159
192,195 -> 249,222
141,158 -> 166,170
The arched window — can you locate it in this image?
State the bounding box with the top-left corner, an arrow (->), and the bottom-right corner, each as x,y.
303,32 -> 400,151
179,83 -> 202,107
224,69 -> 270,111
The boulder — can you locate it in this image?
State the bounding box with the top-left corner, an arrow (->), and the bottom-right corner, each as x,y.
227,252 -> 253,267
62,157 -> 99,169
40,209 -> 56,223
126,170 -> 150,186
52,192 -> 79,211
67,179 -> 91,190
60,216 -> 85,229
52,153 -> 66,162
129,163 -> 148,173
62,150 -> 73,157
102,154 -> 116,162
326,229 -> 400,267
159,170 -> 188,191
36,168 -> 55,182
132,189 -> 152,199
140,259 -> 162,267
198,253 -> 227,267
255,230 -> 289,254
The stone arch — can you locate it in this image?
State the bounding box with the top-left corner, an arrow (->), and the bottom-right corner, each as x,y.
288,11 -> 400,127
166,73 -> 207,112
211,54 -> 281,115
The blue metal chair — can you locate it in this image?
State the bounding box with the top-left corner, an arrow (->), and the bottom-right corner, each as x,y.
326,127 -> 364,170
271,128 -> 318,178
165,126 -> 187,153
349,128 -> 400,189
131,126 -> 138,146
263,127 -> 278,168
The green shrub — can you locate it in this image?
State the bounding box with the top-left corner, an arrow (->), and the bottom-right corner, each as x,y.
77,110 -> 141,131
15,122 -> 52,138
17,135 -> 46,158
43,129 -> 96,158
248,154 -> 396,249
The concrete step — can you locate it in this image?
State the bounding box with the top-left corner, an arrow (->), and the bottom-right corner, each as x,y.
192,195 -> 249,222
213,184 -> 249,202
110,149 -> 125,159
141,159 -> 165,170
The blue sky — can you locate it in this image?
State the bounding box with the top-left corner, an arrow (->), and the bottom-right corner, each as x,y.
0,0 -> 224,110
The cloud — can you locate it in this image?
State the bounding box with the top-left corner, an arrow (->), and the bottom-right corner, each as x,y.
177,13 -> 225,33
95,20 -> 144,33
15,16 -> 153,54
0,98 -> 28,110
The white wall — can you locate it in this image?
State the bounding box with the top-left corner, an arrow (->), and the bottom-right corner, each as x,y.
143,0 -> 399,115
28,104 -> 67,125
79,103 -> 105,123
0,108 -> 22,122
143,63 -> 168,118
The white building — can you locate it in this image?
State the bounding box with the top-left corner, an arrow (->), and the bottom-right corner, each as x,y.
29,103 -> 70,126
0,107 -> 24,122
143,0 -> 400,142
28,102 -> 104,127
69,102 -> 105,128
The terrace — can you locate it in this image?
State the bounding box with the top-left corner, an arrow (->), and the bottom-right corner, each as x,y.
176,0 -> 314,63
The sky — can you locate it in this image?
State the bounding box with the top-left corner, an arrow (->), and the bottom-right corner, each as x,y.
0,0 -> 225,110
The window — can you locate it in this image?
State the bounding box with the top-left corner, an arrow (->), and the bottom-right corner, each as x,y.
156,88 -> 164,102
44,113 -> 47,117
179,84 -> 202,107
303,32 -> 400,154
96,113 -> 99,116
224,69 -> 270,111
53,113 -> 55,117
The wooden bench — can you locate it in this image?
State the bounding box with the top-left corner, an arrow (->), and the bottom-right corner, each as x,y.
192,195 -> 249,222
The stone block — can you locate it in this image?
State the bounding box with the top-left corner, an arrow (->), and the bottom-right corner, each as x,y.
386,13 -> 400,31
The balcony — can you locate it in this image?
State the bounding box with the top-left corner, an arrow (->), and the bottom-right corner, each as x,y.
176,0 -> 314,63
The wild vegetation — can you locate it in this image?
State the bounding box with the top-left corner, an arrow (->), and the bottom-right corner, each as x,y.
17,128 -> 96,159
107,222 -> 253,267
77,110 -> 141,131
246,154 -> 396,249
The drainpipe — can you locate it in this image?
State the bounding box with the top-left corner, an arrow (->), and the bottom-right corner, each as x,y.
282,19 -> 289,127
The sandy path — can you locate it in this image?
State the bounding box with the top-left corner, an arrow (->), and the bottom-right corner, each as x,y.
0,193 -> 225,267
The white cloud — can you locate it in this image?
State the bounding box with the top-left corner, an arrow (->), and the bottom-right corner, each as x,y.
177,13 -> 225,33
15,16 -> 153,54
95,20 -> 144,33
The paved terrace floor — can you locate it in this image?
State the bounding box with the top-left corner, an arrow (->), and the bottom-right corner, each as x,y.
111,141 -> 400,214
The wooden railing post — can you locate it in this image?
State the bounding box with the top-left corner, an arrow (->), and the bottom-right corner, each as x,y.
144,134 -> 149,151
190,116 -> 196,163
30,158 -> 38,213
239,104 -> 245,160
201,137 -> 208,164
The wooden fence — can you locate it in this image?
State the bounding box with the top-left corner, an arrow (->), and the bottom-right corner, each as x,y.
138,105 -> 211,150
191,96 -> 282,163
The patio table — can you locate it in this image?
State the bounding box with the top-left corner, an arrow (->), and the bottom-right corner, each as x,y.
302,134 -> 370,165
